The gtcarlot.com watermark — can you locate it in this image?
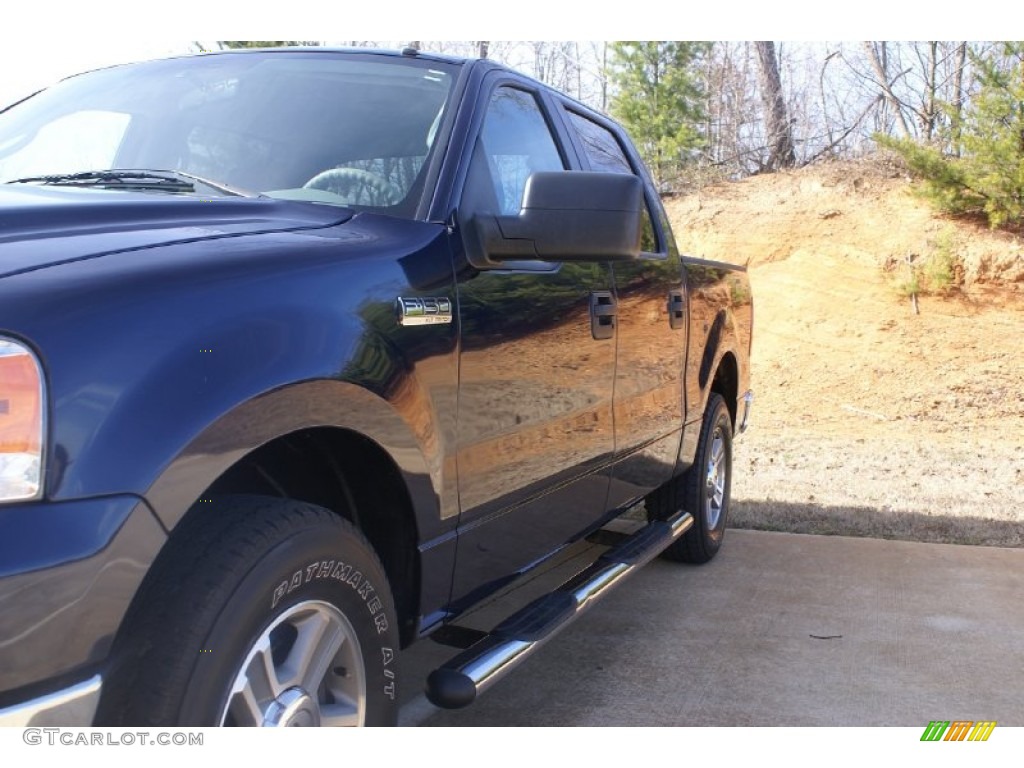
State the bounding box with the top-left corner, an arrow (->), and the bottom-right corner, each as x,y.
23,728 -> 203,747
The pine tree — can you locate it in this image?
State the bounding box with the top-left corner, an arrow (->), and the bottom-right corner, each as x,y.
878,43 -> 1024,228
608,42 -> 709,188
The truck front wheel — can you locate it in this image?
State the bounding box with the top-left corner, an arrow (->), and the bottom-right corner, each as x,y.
97,495 -> 400,727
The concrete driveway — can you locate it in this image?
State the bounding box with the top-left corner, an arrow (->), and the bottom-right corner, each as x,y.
398,530 -> 1024,726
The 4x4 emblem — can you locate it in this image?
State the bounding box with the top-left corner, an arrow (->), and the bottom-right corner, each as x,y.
395,296 -> 453,326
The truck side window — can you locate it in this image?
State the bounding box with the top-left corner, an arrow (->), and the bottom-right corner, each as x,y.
566,110 -> 660,254
464,87 -> 566,216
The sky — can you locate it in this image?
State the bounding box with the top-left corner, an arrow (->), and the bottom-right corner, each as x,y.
0,1 -> 992,109
0,40 -> 195,108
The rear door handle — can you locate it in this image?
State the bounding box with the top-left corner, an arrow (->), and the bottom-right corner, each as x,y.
590,291 -> 616,340
668,289 -> 686,330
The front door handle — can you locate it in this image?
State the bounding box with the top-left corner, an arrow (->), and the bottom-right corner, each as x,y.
668,289 -> 686,330
590,291 -> 616,340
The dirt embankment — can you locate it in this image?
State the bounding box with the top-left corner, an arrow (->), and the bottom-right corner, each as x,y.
664,158 -> 1024,547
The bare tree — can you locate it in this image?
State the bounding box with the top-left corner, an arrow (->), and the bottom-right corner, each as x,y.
845,41 -> 975,150
918,41 -> 940,140
702,42 -> 760,175
599,41 -> 609,111
951,42 -> 968,155
755,41 -> 796,170
254,39 -> 985,180
862,41 -> 914,137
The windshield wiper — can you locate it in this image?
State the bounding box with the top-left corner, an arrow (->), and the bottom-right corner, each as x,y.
7,170 -> 195,192
170,170 -> 248,196
5,169 -> 247,196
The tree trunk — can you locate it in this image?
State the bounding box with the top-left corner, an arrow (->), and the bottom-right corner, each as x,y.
951,42 -> 967,156
924,41 -> 938,142
755,41 -> 796,170
863,41 -> 913,137
600,42 -> 608,112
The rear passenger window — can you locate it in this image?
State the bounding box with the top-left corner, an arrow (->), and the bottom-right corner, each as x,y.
566,110 -> 660,254
566,111 -> 633,175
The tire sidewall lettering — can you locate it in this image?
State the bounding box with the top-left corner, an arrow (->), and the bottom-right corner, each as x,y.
261,553 -> 398,712
271,559 -> 388,635
193,528 -> 399,724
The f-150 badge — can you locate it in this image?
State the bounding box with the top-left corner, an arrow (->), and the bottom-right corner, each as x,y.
395,296 -> 453,326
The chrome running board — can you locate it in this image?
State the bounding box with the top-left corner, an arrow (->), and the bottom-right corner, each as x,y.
426,509 -> 693,709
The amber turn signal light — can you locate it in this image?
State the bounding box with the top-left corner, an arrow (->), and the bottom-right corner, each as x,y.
0,339 -> 44,501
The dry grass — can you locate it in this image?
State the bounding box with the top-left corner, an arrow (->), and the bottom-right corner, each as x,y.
730,431 -> 1024,547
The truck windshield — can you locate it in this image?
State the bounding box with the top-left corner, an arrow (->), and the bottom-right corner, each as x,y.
0,51 -> 458,217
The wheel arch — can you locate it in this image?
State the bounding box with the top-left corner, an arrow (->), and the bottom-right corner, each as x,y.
145,379 -> 441,530
678,345 -> 743,475
200,427 -> 421,646
141,379 -> 447,647
710,350 -> 739,428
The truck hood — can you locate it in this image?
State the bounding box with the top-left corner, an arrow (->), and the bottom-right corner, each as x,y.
0,185 -> 353,278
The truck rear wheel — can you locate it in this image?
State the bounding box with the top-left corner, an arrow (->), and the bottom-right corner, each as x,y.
650,393 -> 733,564
97,495 -> 400,727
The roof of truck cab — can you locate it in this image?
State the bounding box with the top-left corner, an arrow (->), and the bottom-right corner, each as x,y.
194,46 -> 475,67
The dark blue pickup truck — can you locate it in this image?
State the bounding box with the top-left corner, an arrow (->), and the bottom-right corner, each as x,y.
0,48 -> 752,726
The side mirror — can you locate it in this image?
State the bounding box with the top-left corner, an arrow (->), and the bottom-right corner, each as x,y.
473,172 -> 643,266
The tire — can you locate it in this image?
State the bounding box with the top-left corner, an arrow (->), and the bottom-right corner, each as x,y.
96,495 -> 400,727
649,393 -> 733,564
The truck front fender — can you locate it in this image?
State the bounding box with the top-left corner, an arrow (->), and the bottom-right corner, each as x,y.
144,379 -> 442,537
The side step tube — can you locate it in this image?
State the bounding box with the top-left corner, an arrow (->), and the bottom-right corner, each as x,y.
426,509 -> 693,709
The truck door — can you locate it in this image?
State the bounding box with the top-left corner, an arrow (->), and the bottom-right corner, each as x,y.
450,81 -> 615,607
560,106 -> 688,510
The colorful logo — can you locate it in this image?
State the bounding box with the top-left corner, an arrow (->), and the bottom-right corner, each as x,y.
920,721 -> 997,741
